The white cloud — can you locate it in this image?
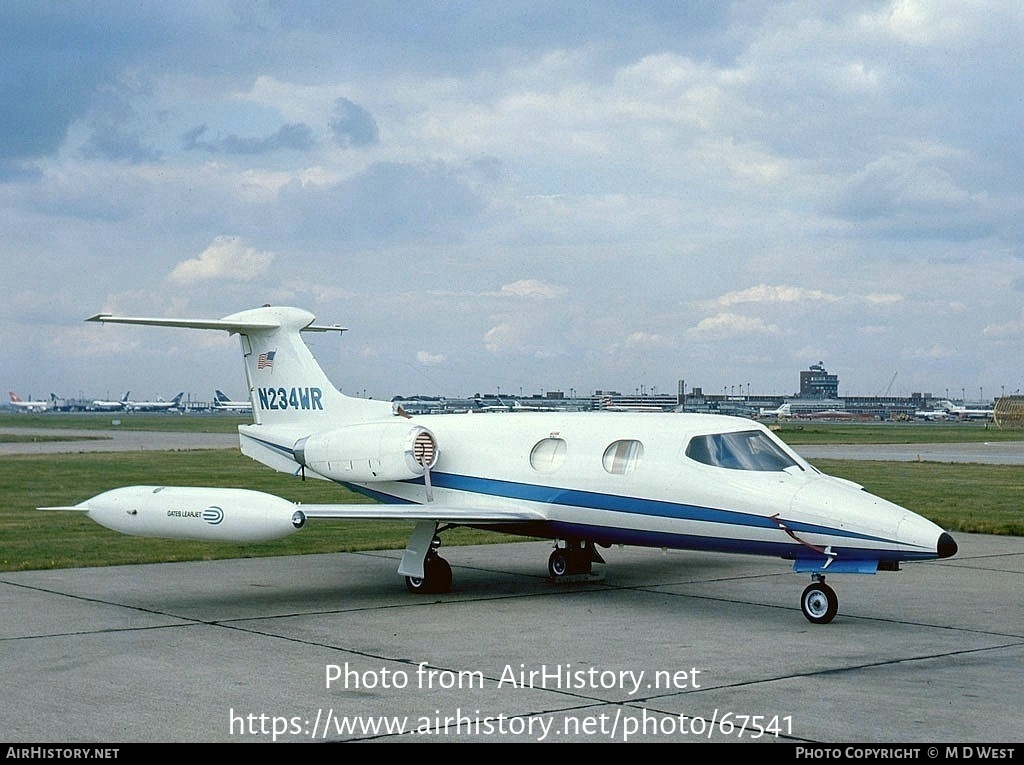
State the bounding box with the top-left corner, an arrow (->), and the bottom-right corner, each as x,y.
496,279 -> 566,299
863,293 -> 903,305
982,313 -> 1024,338
416,350 -> 445,365
483,322 -> 524,353
623,331 -> 675,349
168,236 -> 275,285
687,313 -> 779,339
859,325 -> 890,335
901,343 -> 956,360
716,284 -> 840,306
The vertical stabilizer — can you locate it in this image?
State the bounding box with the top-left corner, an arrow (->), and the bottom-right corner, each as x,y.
223,306 -> 390,427
87,305 -> 393,431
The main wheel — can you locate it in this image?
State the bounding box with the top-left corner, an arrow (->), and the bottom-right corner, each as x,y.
801,582 -> 838,624
548,549 -> 570,578
427,555 -> 452,593
405,574 -> 428,593
405,555 -> 452,594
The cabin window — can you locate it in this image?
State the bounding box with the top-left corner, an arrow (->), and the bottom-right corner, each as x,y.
602,439 -> 644,474
530,437 -> 567,473
685,431 -> 798,472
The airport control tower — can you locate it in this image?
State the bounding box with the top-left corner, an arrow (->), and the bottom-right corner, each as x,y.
800,362 -> 839,398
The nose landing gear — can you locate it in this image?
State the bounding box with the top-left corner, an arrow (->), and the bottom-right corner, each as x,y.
801,575 -> 838,624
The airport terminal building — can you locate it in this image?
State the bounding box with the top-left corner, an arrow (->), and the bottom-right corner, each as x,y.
682,362 -> 987,421
12,363 -> 997,422
393,363 -> 967,421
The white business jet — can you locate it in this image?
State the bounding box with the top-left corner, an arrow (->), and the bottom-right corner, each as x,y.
42,305 -> 958,624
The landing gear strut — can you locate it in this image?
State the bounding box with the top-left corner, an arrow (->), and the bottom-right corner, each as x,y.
800,575 -> 838,624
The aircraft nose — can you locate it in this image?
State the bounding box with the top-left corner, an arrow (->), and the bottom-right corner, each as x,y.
937,531 -> 958,559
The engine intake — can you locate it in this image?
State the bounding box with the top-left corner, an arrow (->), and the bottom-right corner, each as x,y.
293,422 -> 439,482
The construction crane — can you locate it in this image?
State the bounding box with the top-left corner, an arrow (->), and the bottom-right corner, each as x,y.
877,371 -> 898,397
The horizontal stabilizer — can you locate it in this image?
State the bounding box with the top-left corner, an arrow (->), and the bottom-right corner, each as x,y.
86,312 -> 347,334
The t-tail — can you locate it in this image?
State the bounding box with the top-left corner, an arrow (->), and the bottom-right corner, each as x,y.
87,306 -> 403,476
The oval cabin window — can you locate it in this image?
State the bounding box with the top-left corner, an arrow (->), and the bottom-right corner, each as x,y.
602,439 -> 644,474
530,437 -> 567,473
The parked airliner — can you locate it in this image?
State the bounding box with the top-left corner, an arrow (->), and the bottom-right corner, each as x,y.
936,400 -> 994,421
41,305 -> 958,624
758,402 -> 791,419
8,392 -> 51,412
123,392 -> 185,412
91,392 -> 129,411
212,389 -> 253,413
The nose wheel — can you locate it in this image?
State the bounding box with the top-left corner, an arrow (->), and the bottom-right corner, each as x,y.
800,578 -> 838,624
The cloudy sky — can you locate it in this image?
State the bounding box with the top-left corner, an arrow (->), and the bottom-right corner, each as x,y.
4,1 -> 1022,406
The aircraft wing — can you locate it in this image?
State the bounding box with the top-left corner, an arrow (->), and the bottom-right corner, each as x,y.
296,503 -> 548,524
39,486 -> 548,536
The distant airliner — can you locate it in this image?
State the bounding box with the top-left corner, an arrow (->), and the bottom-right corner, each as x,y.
936,400 -> 993,421
758,402 -> 791,419
123,392 -> 185,412
41,305 -> 958,625
914,408 -> 953,422
8,392 -> 51,412
212,389 -> 253,413
91,392 -> 129,411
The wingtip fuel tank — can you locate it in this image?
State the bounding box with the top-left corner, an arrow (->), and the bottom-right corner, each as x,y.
46,486 -> 307,543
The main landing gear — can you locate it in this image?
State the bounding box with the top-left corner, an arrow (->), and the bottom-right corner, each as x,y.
404,550 -> 453,594
800,574 -> 838,625
403,528 -> 453,595
547,540 -> 606,582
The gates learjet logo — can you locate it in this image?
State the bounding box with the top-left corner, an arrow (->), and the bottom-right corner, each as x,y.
202,506 -> 224,525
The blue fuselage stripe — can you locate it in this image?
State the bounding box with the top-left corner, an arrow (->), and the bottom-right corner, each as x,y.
352,471 -> 908,551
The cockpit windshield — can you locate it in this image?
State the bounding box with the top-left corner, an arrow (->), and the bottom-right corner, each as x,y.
685,430 -> 800,472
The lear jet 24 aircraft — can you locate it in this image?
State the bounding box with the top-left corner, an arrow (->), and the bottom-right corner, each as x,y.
43,306 -> 958,624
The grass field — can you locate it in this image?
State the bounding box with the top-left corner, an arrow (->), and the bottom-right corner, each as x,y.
2,414 -> 1022,572
0,411 -> 247,435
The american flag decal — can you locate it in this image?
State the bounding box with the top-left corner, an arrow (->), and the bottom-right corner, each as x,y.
257,351 -> 276,369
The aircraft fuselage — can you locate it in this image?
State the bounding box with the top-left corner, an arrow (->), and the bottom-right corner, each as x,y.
245,410 -> 950,573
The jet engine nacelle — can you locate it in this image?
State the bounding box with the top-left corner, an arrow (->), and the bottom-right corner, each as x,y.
293,421 -> 439,483
77,485 -> 305,542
